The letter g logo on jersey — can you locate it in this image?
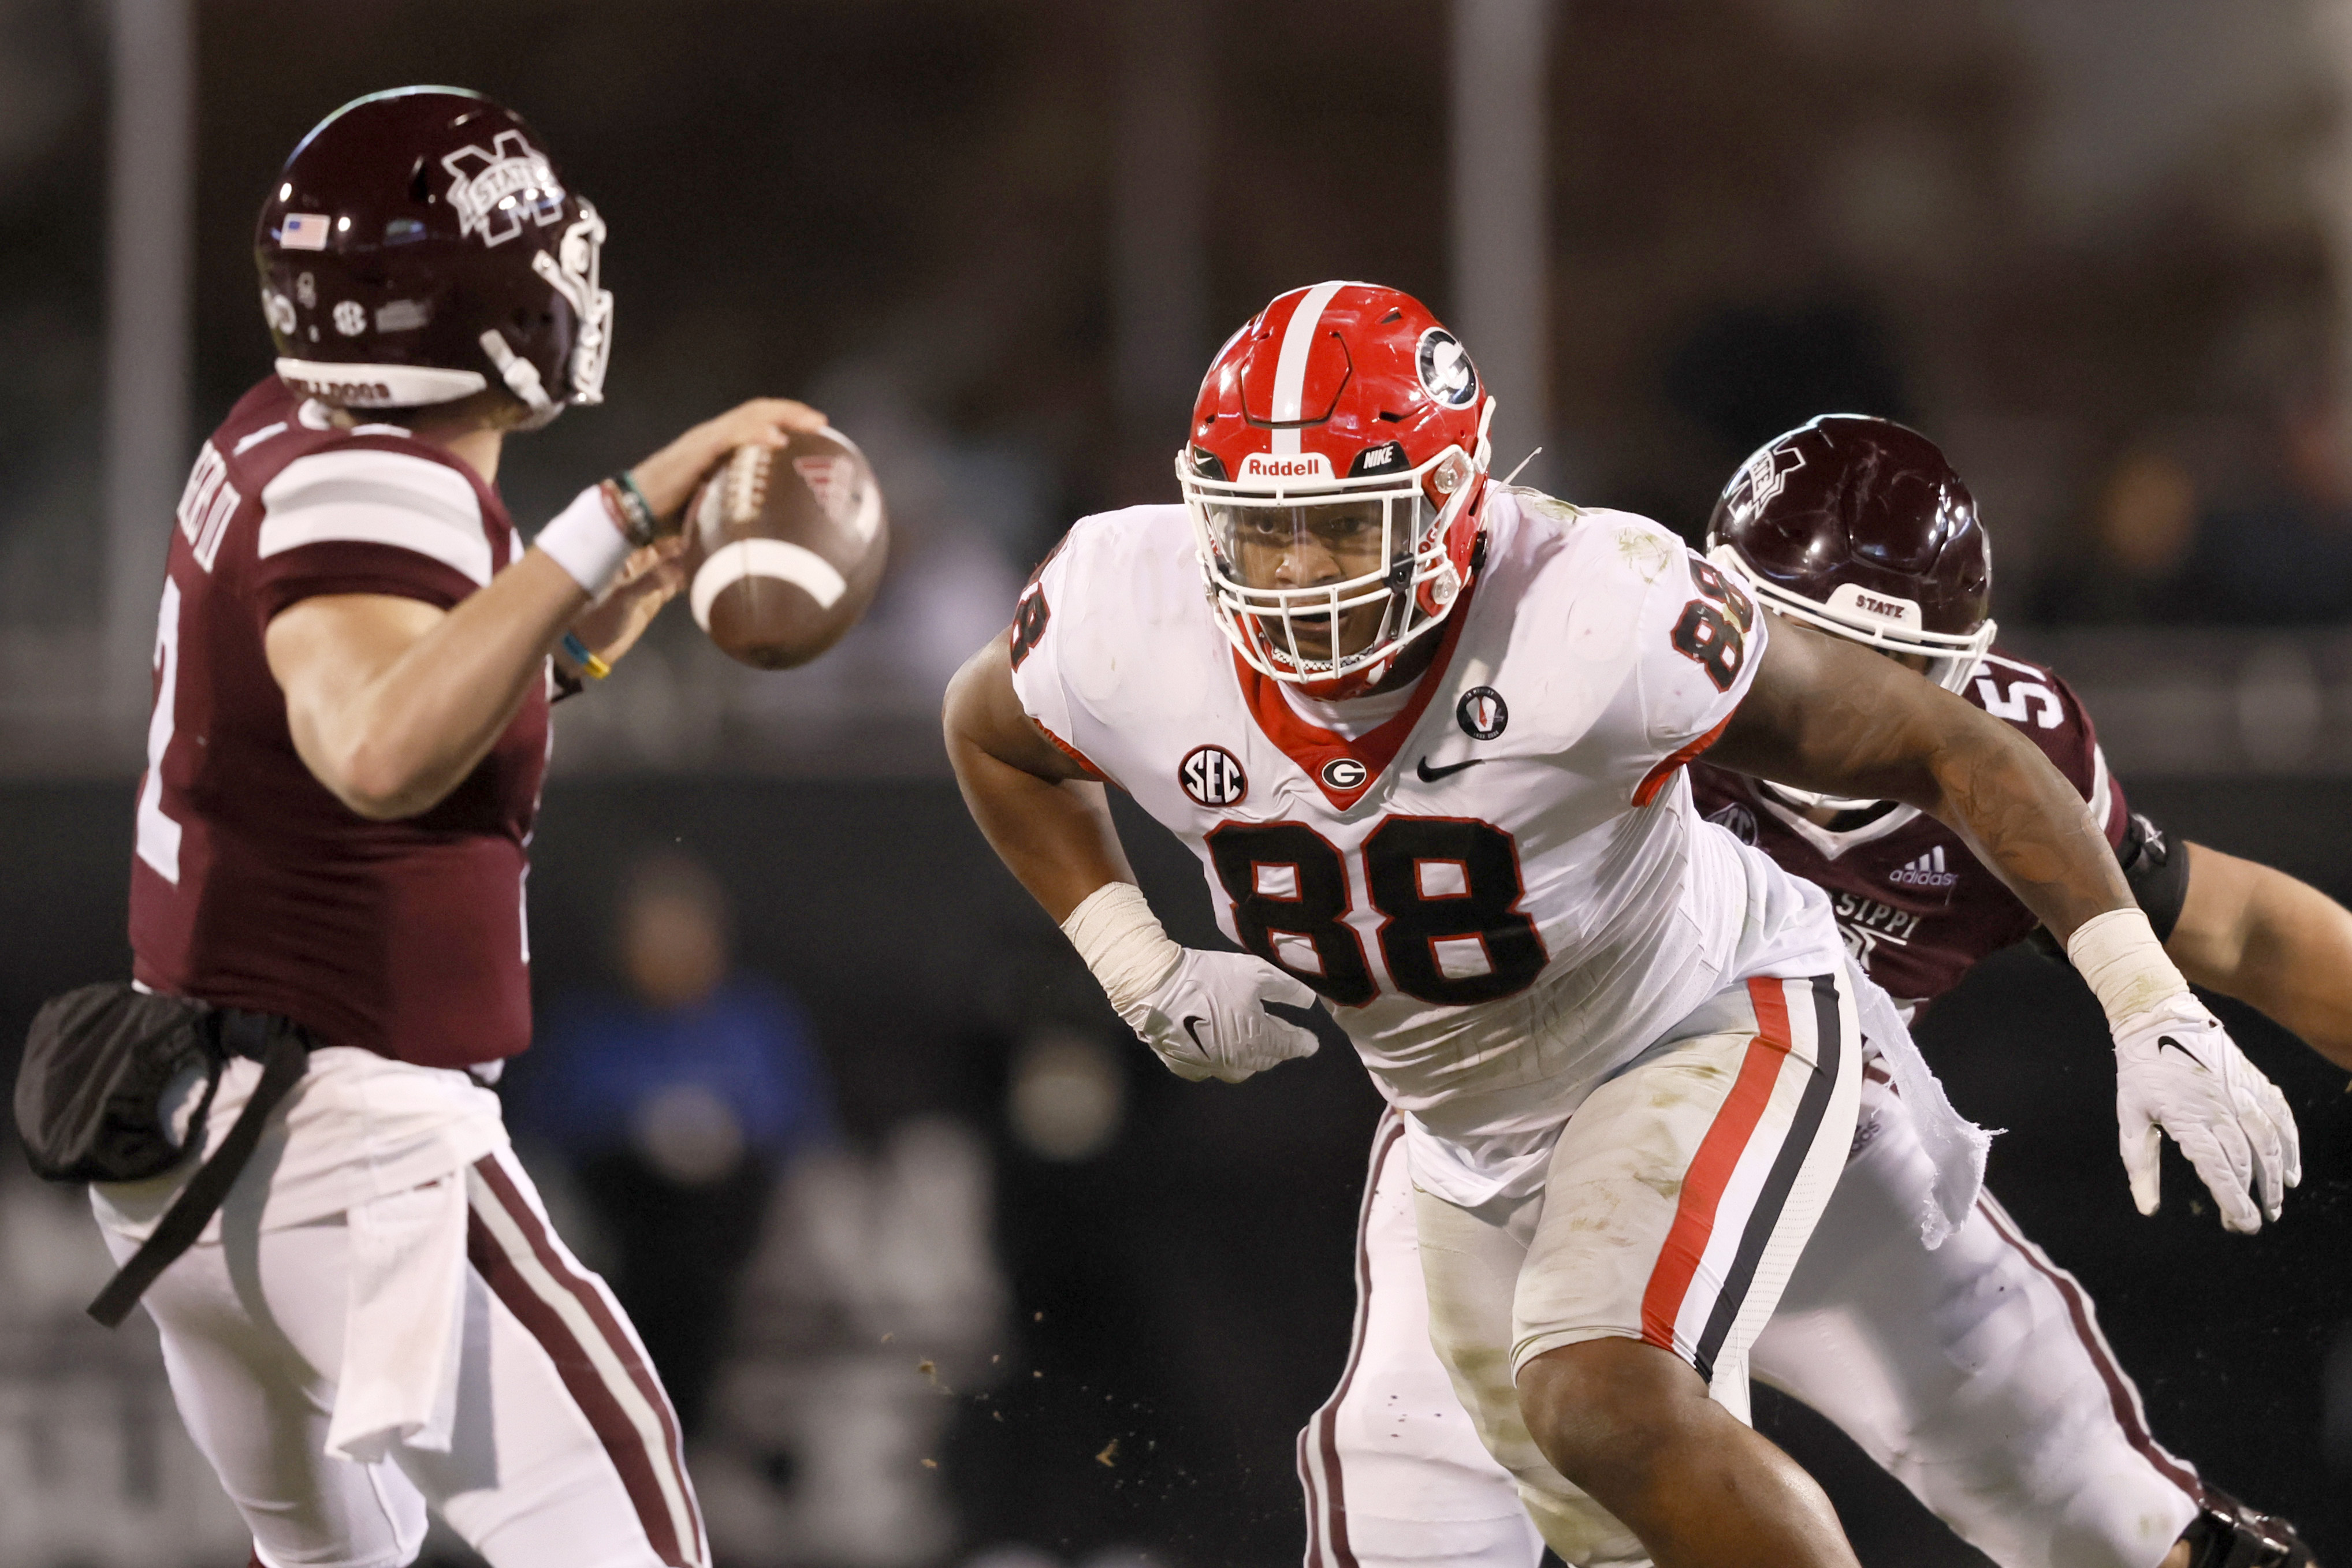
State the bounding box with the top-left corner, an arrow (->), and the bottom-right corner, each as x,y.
1319,757 -> 1368,791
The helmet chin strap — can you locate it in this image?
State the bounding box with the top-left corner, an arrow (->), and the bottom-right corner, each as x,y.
478,329 -> 561,430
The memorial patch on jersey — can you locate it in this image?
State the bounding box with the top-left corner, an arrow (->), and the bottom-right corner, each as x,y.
1457,686 -> 1508,740
1179,744 -> 1248,808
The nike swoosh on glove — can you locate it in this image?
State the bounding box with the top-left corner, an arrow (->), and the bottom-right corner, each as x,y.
2112,994 -> 2301,1233
1118,948 -> 1322,1084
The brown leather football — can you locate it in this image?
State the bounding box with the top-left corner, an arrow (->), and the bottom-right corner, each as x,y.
683,427 -> 889,669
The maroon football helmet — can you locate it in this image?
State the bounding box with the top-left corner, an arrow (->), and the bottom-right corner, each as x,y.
1707,414 -> 1994,807
255,87 -> 611,425
1177,281 -> 1496,698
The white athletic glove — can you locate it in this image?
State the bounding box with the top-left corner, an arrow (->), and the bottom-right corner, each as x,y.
1061,882 -> 1321,1084
2071,908 -> 2301,1233
1122,946 -> 1322,1083
2111,995 -> 2299,1233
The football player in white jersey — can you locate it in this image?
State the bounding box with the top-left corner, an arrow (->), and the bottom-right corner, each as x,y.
1289,416 -> 2334,1568
942,283 -> 2298,1568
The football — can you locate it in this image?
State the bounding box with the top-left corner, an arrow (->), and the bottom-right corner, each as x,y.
682,427 -> 890,669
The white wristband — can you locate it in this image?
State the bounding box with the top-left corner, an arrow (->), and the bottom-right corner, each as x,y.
1060,882 -> 1182,1016
2066,906 -> 2190,1025
533,485 -> 632,596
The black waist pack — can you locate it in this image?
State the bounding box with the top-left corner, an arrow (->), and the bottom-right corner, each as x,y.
15,982 -> 311,1327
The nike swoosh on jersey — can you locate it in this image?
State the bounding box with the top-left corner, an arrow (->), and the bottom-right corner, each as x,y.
1183,1015 -> 1210,1051
1417,756 -> 1483,783
2156,1034 -> 2208,1071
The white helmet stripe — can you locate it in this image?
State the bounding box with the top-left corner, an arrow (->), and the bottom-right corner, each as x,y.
1268,280 -> 1350,455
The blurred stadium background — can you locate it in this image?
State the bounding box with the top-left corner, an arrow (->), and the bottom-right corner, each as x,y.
2,1 -> 2349,1564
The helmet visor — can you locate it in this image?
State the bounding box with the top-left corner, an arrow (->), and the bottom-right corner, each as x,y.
1202,493 -> 1420,670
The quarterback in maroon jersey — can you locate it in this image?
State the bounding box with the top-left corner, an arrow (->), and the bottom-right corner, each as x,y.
96,89 -> 824,1568
1297,416 -> 2339,1568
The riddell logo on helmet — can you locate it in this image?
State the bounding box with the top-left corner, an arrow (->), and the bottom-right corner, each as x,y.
1240,452 -> 1334,482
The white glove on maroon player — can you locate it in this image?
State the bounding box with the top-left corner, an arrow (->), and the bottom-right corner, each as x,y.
1060,881 -> 1320,1084
1122,947 -> 1320,1084
2112,993 -> 2299,1234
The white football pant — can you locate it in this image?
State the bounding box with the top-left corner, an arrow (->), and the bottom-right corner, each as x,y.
105,1148 -> 707,1568
1300,1065 -> 2204,1568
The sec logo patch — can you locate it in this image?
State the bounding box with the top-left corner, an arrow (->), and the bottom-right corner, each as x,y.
1320,757 -> 1368,791
1457,686 -> 1508,740
1180,744 -> 1248,808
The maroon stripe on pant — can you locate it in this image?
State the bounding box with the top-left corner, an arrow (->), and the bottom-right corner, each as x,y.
474,1154 -> 706,1564
1974,1195 -> 2201,1499
467,1155 -> 702,1566
1301,1114 -> 1404,1567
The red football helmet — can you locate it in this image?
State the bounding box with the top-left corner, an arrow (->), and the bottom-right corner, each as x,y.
254,87 -> 612,426
1178,281 -> 1496,697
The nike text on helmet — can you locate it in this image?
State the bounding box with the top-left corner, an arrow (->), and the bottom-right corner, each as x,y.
254,87 -> 613,426
1178,281 -> 1497,698
1706,414 -> 1995,811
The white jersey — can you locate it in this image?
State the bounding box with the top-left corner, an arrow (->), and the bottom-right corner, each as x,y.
1012,487 -> 1847,1204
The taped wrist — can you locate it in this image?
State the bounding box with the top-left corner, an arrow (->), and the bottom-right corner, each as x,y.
1060,882 -> 1182,1017
533,485 -> 633,595
2067,906 -> 2191,1026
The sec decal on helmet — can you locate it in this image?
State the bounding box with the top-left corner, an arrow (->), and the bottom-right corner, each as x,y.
254,87 -> 613,424
1707,413 -> 1994,810
1178,281 -> 1497,698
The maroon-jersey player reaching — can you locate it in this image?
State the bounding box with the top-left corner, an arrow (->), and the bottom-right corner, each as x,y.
98,88 -> 822,1568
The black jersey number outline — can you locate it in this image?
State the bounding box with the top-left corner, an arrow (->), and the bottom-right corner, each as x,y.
1008,587 -> 1051,671
1206,817 -> 1547,1007
1671,554 -> 1754,691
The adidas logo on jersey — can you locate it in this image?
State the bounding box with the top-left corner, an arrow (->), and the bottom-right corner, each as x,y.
1888,846 -> 1959,889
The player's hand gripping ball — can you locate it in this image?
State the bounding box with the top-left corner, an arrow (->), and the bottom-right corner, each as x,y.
683,427 -> 889,668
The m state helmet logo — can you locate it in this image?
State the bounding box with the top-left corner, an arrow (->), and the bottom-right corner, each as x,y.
1416,328 -> 1479,409
442,131 -> 566,247
1319,757 -> 1368,791
1735,443 -> 1804,515
1457,685 -> 1508,740
1180,745 -> 1248,808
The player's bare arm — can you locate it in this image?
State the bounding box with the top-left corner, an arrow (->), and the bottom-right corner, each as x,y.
1710,619 -> 2130,939
267,397 -> 821,820
1713,617 -> 2298,1232
2169,843 -> 2352,1071
943,626 -> 1322,1084
942,628 -> 1134,921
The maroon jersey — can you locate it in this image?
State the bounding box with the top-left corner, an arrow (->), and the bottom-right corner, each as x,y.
1691,649 -> 2128,1008
127,378 -> 549,1068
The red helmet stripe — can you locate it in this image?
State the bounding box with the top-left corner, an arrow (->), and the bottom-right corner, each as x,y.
1269,280 -> 1353,455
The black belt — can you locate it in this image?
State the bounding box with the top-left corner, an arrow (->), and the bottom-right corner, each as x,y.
87,1010 -> 314,1327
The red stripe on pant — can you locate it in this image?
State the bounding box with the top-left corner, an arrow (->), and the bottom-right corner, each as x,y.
467,1155 -> 706,1566
1639,977 -> 1796,1355
1973,1194 -> 2202,1499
